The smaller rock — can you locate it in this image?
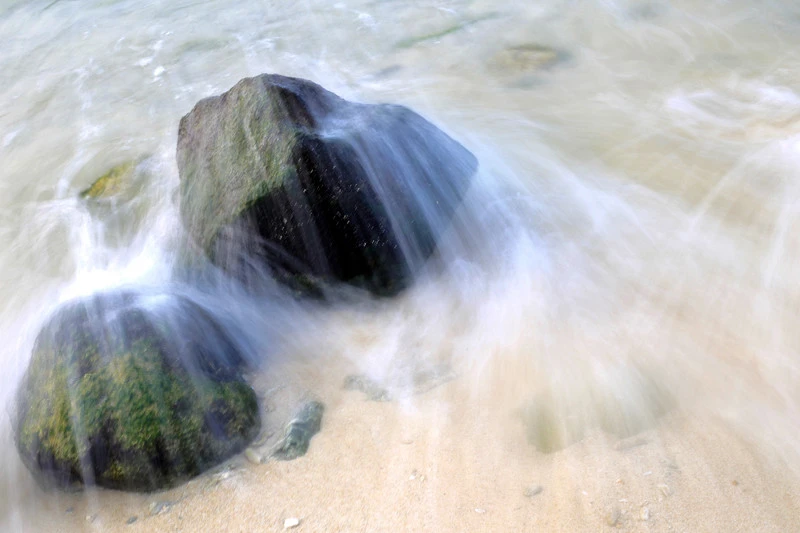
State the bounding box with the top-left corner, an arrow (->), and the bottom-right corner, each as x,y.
126,516 -> 138,525
79,160 -> 138,200
284,517 -> 301,529
658,483 -> 671,497
149,501 -> 173,516
65,507 -> 74,514
474,508 -> 486,514
86,514 -> 97,523
244,448 -> 262,465
203,469 -> 235,493
640,507 -> 650,521
491,44 -> 568,74
272,401 -> 325,461
524,485 -> 543,497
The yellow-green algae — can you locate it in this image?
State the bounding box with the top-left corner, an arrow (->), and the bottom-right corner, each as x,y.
79,160 -> 137,200
15,293 -> 259,492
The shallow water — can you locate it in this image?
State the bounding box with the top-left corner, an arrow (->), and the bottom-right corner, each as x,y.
2,0 -> 800,530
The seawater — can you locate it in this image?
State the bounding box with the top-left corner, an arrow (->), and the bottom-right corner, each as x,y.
2,0 -> 800,529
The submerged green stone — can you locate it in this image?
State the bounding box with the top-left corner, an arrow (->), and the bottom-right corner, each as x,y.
15,292 -> 260,492
271,401 -> 324,461
79,161 -> 137,200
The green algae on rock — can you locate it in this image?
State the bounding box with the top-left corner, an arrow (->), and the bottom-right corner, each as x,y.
176,74 -> 477,296
14,291 -> 260,492
79,160 -> 138,200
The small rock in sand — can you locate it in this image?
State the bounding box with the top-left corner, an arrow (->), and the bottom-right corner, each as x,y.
149,501 -> 173,516
524,485 -> 543,497
284,517 -> 301,529
475,508 -> 486,514
640,506 -> 650,521
658,483 -> 672,497
244,447 -> 262,464
126,516 -> 138,525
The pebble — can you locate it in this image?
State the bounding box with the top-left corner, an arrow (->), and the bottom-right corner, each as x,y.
492,44 -> 565,73
65,507 -> 74,514
149,501 -> 173,516
126,516 -> 138,525
658,483 -> 672,497
524,485 -> 543,497
640,507 -> 650,521
203,469 -> 234,492
284,517 -> 301,529
244,447 -> 262,465
475,508 -> 486,514
86,515 -> 97,523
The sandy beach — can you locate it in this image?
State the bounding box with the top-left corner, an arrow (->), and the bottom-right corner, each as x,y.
9,349 -> 800,533
3,1 -> 800,531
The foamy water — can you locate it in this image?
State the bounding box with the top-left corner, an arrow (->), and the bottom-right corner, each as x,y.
2,0 -> 800,530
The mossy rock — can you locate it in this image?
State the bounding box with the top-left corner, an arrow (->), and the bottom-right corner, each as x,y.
177,74 -> 477,296
78,156 -> 152,203
14,291 -> 260,492
79,161 -> 137,200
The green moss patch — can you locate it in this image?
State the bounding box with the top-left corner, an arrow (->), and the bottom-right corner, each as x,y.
15,291 -> 260,492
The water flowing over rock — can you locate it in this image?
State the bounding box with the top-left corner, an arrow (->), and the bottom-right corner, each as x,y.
177,74 -> 477,295
14,291 -> 260,492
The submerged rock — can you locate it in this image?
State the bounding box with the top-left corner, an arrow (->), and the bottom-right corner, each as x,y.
177,74 -> 477,296
14,291 -> 260,492
78,156 -> 151,203
271,401 -> 324,461
491,44 -> 568,74
80,161 -> 137,200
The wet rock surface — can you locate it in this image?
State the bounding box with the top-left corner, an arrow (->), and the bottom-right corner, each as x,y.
271,401 -> 324,461
14,290 -> 260,492
177,73 -> 477,296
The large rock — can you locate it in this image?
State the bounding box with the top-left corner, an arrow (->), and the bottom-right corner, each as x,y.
177,74 -> 477,295
14,291 -> 259,492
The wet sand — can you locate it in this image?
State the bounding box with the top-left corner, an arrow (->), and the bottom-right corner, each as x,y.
10,359 -> 800,533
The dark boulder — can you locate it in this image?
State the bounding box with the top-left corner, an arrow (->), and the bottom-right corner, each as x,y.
177,74 -> 477,295
14,291 -> 259,492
